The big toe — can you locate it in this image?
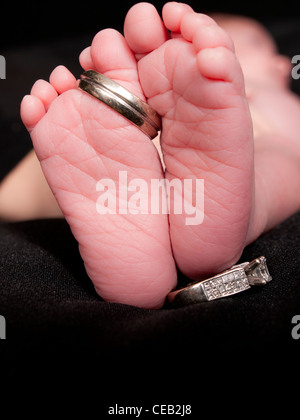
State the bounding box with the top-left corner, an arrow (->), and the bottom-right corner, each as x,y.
124,2 -> 169,56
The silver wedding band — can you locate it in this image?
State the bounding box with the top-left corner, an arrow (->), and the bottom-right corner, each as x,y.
167,256 -> 272,308
78,70 -> 161,139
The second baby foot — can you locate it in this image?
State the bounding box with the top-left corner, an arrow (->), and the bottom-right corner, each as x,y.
125,2 -> 255,279
21,29 -> 177,309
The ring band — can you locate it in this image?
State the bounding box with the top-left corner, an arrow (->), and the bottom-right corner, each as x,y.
167,256 -> 272,308
78,70 -> 161,139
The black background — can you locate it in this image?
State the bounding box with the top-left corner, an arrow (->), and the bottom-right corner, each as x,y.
1,0 -> 300,177
2,0 -> 299,47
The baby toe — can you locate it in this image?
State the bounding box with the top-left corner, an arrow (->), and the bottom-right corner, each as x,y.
90,28 -> 143,97
124,2 -> 168,56
49,65 -> 77,94
180,12 -> 216,41
20,95 -> 46,132
193,24 -> 235,52
30,79 -> 58,110
79,47 -> 94,71
197,46 -> 243,86
162,2 -> 194,32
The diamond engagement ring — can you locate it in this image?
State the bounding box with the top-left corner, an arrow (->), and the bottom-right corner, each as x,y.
78,70 -> 161,140
167,256 -> 272,308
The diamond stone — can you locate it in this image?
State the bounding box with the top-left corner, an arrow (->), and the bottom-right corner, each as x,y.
245,256 -> 272,285
202,268 -> 250,301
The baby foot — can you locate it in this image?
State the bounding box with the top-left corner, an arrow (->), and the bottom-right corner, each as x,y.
125,2 -> 254,279
21,29 -> 177,308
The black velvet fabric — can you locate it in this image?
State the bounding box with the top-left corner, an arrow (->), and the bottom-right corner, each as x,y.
1,214 -> 299,413
1,1 -> 300,414
1,213 -> 300,352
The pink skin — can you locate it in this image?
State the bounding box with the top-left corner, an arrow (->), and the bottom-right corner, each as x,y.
20,2 -> 300,308
216,14 -> 300,237
20,2 -> 254,307
124,3 -> 254,278
21,29 -> 177,309
214,15 -> 292,89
